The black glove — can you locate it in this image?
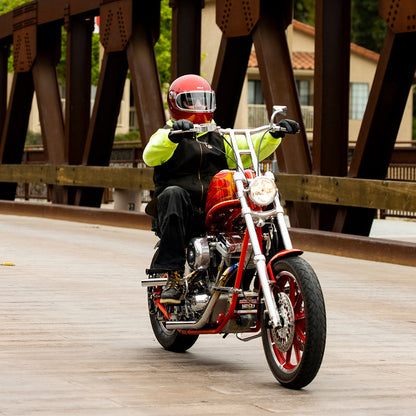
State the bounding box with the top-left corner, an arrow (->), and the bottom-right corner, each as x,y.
271,119 -> 300,138
168,119 -> 194,143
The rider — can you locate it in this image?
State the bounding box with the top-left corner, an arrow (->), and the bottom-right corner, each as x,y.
143,74 -> 299,304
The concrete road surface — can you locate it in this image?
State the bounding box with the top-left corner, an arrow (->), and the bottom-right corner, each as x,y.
0,215 -> 415,415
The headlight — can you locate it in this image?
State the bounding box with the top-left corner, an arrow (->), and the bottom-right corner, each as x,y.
248,176 -> 277,206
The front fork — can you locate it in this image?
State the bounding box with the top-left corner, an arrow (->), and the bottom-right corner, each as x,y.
234,173 -> 285,330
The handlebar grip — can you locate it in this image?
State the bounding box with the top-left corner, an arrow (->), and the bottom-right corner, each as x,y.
169,123 -> 218,135
168,128 -> 197,135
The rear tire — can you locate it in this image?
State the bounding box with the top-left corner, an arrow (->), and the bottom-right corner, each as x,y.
147,250 -> 199,352
261,256 -> 326,389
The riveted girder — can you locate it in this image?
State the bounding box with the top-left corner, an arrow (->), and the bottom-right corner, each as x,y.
0,0 -> 413,238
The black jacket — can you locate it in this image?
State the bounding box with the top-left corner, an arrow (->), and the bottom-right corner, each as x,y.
153,130 -> 228,211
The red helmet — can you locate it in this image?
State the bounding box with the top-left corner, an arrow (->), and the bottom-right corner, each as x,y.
167,74 -> 216,124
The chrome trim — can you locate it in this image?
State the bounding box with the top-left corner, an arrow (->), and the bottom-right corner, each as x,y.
165,320 -> 198,329
141,277 -> 167,287
165,290 -> 221,330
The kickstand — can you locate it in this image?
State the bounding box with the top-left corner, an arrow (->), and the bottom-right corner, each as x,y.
236,332 -> 261,342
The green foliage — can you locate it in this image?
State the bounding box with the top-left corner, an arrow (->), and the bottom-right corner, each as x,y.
294,0 -> 315,25
91,33 -> 100,86
0,0 -> 28,13
25,131 -> 42,146
351,0 -> 387,53
114,130 -> 140,144
155,0 -> 172,88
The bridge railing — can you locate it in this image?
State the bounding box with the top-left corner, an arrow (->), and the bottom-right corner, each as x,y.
0,164 -> 415,214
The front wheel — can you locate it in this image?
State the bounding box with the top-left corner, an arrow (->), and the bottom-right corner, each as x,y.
261,256 -> 326,389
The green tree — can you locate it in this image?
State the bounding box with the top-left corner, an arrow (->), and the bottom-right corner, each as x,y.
351,0 -> 387,53
155,0 -> 172,88
294,0 -> 315,26
0,0 -> 28,13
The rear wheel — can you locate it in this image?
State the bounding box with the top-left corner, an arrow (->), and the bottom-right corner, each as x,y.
261,256 -> 326,389
147,250 -> 199,352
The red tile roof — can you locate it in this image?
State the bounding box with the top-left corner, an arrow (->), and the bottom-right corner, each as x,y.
292,51 -> 315,70
248,50 -> 315,70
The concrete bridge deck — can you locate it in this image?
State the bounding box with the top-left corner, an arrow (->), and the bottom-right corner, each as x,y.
0,214 -> 415,415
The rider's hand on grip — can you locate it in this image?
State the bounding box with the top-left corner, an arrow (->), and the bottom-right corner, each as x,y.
271,119 -> 300,138
168,119 -> 195,143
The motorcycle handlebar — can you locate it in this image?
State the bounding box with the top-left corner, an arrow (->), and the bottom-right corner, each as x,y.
169,105 -> 291,137
168,123 -> 287,137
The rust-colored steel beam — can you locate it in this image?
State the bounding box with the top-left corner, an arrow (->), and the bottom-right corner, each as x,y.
312,0 -> 351,231
127,1 -> 165,148
349,38 -> 416,180
77,50 -> 128,207
170,0 -> 204,80
77,0 -> 165,207
65,15 -> 94,204
12,2 -> 37,73
211,34 -> 253,128
0,46 -> 8,138
100,0 -> 132,52
334,1 -> 416,236
252,2 -> 310,174
379,0 -> 416,34
32,22 -> 66,203
336,28 -> 416,236
212,0 -> 257,127
65,15 -> 93,166
0,72 -> 34,200
32,23 -> 65,164
252,0 -> 311,228
216,0 -> 260,37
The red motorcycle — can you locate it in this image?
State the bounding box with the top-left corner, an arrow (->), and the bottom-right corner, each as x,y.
142,106 -> 326,389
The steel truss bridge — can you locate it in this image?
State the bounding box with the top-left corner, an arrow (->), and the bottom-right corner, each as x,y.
0,0 -> 415,243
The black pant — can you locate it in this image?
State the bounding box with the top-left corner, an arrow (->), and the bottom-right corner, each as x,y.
152,186 -> 205,272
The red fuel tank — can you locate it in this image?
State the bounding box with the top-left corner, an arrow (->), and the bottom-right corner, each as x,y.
205,169 -> 255,230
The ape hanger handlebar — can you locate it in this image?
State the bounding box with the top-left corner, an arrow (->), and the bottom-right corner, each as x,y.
169,105 -> 289,137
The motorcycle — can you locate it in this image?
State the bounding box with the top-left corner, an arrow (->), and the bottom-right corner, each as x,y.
142,106 -> 326,389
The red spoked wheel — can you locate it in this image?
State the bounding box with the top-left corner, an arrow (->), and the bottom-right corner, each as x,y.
261,256 -> 326,389
147,250 -> 199,352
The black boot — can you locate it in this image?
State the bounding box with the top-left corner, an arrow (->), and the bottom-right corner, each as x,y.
160,271 -> 183,304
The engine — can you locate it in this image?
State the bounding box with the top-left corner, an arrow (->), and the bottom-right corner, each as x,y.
187,231 -> 253,271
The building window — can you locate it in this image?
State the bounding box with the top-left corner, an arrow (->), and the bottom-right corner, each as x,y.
248,80 -> 265,104
350,83 -> 369,120
296,80 -> 311,106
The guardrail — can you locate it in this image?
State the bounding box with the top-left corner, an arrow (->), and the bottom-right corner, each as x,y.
1,164 -> 415,213
1,164 -> 415,267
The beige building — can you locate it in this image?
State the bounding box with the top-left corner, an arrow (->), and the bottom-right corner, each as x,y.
25,79 -> 132,137
201,1 -> 414,144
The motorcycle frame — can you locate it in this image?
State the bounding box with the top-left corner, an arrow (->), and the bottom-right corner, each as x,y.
176,122 -> 302,336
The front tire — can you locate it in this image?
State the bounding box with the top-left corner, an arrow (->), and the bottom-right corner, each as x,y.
261,256 -> 326,389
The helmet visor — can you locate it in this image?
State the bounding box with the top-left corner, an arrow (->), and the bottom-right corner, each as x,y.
176,91 -> 216,112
